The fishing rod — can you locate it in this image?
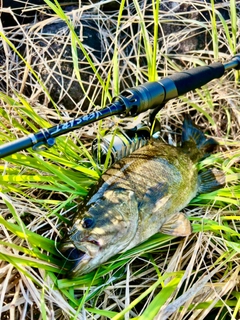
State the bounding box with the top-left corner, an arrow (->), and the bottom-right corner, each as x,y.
0,55 -> 239,159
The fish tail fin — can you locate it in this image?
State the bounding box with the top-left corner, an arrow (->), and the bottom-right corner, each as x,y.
182,115 -> 217,160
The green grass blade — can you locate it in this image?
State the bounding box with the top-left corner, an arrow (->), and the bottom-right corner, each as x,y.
0,215 -> 57,254
112,272 -> 182,320
210,0 -> 219,59
139,273 -> 183,319
132,0 -> 154,81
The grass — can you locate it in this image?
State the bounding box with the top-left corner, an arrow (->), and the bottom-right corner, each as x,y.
0,0 -> 240,319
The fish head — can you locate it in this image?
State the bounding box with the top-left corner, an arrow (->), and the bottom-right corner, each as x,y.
59,188 -> 139,276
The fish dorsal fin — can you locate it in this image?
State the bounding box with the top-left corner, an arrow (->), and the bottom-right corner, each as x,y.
160,212 -> 192,236
182,116 -> 207,148
181,116 -> 217,161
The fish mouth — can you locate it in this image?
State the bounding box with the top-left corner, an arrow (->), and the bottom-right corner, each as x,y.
58,240 -> 100,275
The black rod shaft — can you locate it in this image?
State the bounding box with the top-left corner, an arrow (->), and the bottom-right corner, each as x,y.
0,100 -> 124,158
47,100 -> 124,138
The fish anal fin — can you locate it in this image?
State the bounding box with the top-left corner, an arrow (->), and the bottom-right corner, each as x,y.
160,212 -> 192,236
199,168 -> 226,194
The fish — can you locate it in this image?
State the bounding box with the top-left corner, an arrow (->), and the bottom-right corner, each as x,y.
58,117 -> 225,276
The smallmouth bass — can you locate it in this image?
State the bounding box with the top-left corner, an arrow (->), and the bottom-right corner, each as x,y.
59,117 -> 225,276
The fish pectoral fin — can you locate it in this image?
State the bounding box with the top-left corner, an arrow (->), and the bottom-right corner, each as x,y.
159,212 -> 192,236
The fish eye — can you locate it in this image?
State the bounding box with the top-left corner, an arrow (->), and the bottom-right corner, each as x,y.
82,217 -> 95,229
